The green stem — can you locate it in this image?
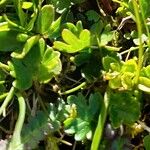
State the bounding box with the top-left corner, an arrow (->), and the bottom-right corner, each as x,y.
91,89 -> 110,150
0,86 -> 15,116
0,0 -> 6,6
132,0 -> 143,84
0,92 -> 8,102
60,82 -> 87,95
0,125 -> 12,134
0,81 -> 5,84
0,62 -> 10,71
96,0 -> 106,16
8,93 -> 26,150
3,14 -> 25,31
120,45 -> 147,55
112,0 -> 129,8
138,0 -> 150,48
102,45 -> 121,51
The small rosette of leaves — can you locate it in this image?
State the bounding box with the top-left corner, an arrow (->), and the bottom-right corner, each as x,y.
102,56 -> 138,90
64,92 -> 102,141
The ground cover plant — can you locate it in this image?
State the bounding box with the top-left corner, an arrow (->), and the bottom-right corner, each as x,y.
0,0 -> 150,149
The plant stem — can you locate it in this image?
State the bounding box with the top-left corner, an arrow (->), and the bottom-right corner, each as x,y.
120,45 -> 147,55
0,81 -> 5,84
112,0 -> 129,8
0,92 -> 8,102
132,0 -> 143,84
3,14 -> 25,31
138,0 -> 150,48
0,86 -> 15,116
0,125 -> 12,134
91,89 -> 110,150
8,93 -> 26,150
60,82 -> 86,95
0,0 -> 6,6
0,62 -> 10,71
138,120 -> 150,133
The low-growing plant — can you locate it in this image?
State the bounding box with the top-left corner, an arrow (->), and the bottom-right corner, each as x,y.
0,0 -> 150,150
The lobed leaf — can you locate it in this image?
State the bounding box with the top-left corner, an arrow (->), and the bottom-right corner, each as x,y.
53,28 -> 91,53
109,91 -> 140,128
21,111 -> 50,149
64,92 -> 102,141
8,39 -> 61,90
11,35 -> 40,59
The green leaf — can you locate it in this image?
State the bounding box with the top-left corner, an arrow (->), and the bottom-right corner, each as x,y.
63,23 -> 78,35
138,65 -> 150,93
21,111 -> 49,149
76,21 -> 83,33
102,56 -> 121,72
111,137 -> 130,150
13,0 -> 27,26
121,72 -> 135,90
8,59 -> 33,90
140,65 -> 150,78
74,120 -> 90,141
8,39 -> 61,90
37,46 -> 62,83
62,29 -> 81,47
100,24 -> 113,46
0,22 -> 22,51
50,0 -> 71,13
140,0 -> 150,18
36,5 -> 54,34
74,52 -> 91,66
139,77 -> 150,88
48,99 -> 69,129
63,21 -> 83,36
81,52 -> 101,81
88,92 -> 103,118
16,33 -> 29,42
109,91 -> 140,128
48,16 -> 62,39
53,28 -> 91,53
121,59 -> 138,73
79,29 -> 91,47
90,20 -> 104,35
109,75 -> 122,89
86,10 -> 100,22
74,50 -> 101,81
144,135 -> 150,150
11,35 -> 40,59
22,2 -> 33,9
64,92 -> 102,141
26,9 -> 38,31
